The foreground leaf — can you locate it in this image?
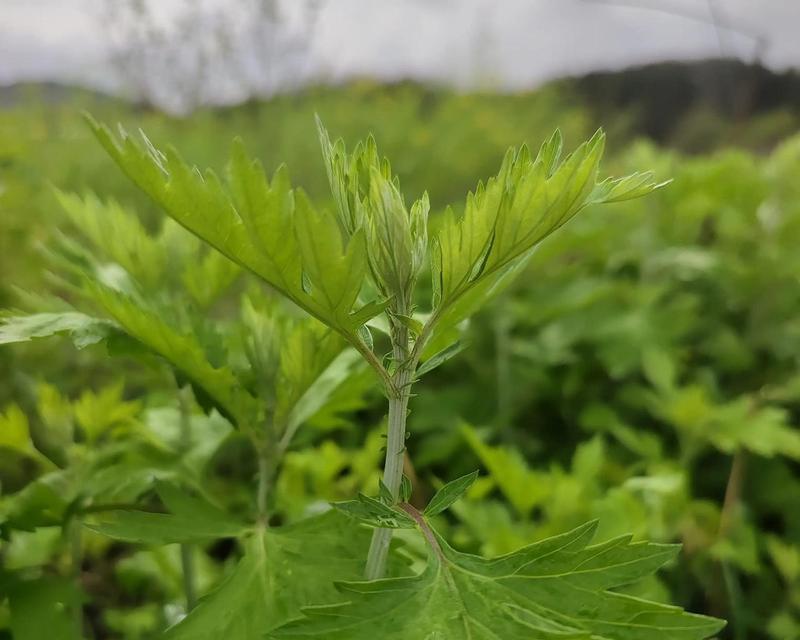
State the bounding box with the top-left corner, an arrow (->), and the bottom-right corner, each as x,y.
270,511 -> 724,639
162,510 -> 383,639
86,482 -> 248,544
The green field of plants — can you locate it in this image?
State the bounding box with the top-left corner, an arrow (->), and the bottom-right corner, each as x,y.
1,81 -> 799,640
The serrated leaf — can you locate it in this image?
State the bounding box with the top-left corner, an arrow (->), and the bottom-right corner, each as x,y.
87,117 -> 381,340
0,311 -> 113,349
162,510 -> 378,638
86,482 -> 248,544
0,405 -> 52,467
589,172 -> 671,204
270,516 -> 724,639
317,117 -> 429,304
85,281 -> 259,428
55,189 -> 167,290
276,320 -> 351,432
427,130 -> 665,348
333,493 -> 416,530
73,381 -> 141,443
424,470 -> 479,516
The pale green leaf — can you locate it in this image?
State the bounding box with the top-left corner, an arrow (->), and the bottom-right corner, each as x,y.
316,117 -> 428,303
73,381 -> 141,443
0,311 -> 113,349
0,405 -> 45,464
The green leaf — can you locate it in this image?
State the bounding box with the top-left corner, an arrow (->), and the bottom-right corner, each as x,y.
85,281 -> 259,429
427,130 -> 665,346
462,424 -> 549,517
3,574 -> 83,640
0,298 -> 256,430
162,510 -> 377,638
0,405 -> 34,456
55,189 -> 167,290
424,470 -> 479,516
399,475 -> 413,503
642,347 -> 677,393
316,116 -> 428,303
73,381 -> 141,443
86,482 -> 248,544
270,517 -> 724,639
87,117 -> 381,339
416,340 -> 466,378
333,493 -> 416,530
709,398 -> 800,460
0,472 -> 70,531
0,404 -> 51,467
0,311 -> 113,349
589,172 -> 672,205
276,320 -> 351,432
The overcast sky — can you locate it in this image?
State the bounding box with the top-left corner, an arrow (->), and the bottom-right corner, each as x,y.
2,0 -> 799,109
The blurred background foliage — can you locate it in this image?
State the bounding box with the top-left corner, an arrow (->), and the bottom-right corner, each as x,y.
1,57 -> 800,639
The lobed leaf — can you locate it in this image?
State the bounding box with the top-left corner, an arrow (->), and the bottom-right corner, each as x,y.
0,311 -> 113,349
270,516 -> 725,639
87,116 -> 381,341
162,510 -> 382,638
427,130 -> 666,348
84,281 -> 259,428
87,482 -> 248,545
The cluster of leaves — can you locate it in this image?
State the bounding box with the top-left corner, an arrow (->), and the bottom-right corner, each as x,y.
0,108 -> 735,640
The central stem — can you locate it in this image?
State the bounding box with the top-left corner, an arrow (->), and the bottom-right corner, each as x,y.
364,315 -> 414,580
257,452 -> 270,525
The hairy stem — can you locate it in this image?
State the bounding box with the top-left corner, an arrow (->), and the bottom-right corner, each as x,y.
398,503 -> 443,559
257,452 -> 271,525
365,315 -> 414,580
